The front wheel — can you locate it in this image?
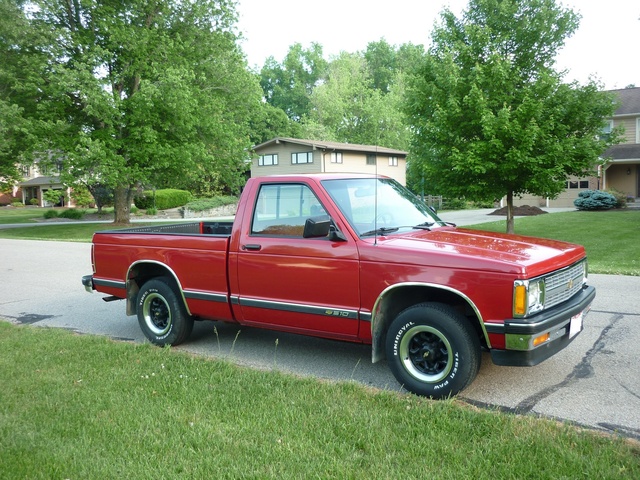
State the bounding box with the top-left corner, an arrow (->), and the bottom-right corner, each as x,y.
386,303 -> 481,399
136,277 -> 193,346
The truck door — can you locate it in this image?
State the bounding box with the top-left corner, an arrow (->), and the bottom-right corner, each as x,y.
232,182 -> 360,339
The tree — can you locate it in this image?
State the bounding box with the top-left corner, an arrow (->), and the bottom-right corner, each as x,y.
308,52 -> 410,149
405,0 -> 620,233
0,0 -> 40,190
259,43 -> 328,121
10,0 -> 262,223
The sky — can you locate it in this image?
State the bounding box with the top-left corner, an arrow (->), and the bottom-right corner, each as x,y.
236,0 -> 639,91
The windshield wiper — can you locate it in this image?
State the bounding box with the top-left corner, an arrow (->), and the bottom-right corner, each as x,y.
360,227 -> 400,237
412,222 -> 434,230
361,222 -> 435,237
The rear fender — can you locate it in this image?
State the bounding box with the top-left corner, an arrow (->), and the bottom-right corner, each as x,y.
125,260 -> 190,316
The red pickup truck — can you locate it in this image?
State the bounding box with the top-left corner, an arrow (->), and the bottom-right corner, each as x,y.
83,174 -> 595,398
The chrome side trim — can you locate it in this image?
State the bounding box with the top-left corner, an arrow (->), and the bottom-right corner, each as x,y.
183,290 -> 228,303
370,282 -> 490,364
238,297 -> 359,320
93,278 -> 126,289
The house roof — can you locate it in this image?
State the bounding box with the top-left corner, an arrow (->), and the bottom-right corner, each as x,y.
603,143 -> 640,161
19,176 -> 64,187
253,137 -> 408,156
611,87 -> 640,116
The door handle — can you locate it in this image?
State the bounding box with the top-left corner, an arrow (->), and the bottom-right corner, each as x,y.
242,244 -> 262,251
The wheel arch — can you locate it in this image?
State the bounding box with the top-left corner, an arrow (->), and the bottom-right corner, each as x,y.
370,283 -> 489,363
125,260 -> 190,316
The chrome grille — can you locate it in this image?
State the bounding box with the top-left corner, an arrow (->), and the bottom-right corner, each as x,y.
544,260 -> 585,309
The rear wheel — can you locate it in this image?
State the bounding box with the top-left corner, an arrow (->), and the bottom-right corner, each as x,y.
386,302 -> 481,399
136,277 -> 193,346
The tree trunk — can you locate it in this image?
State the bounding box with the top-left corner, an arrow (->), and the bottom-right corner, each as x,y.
506,190 -> 515,234
113,186 -> 134,224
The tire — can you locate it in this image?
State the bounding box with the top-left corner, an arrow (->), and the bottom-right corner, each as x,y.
386,302 -> 481,399
136,277 -> 193,346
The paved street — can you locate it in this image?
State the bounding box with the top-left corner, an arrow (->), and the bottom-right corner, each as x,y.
1,237 -> 639,440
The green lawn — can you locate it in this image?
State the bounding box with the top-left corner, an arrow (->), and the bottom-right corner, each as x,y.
0,322 -> 637,479
0,222 -> 155,242
467,210 -> 640,276
0,206 -> 54,224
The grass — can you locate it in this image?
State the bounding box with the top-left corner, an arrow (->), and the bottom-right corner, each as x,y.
0,321 -> 638,479
0,206 -> 50,224
468,209 -> 640,276
0,222 -> 173,242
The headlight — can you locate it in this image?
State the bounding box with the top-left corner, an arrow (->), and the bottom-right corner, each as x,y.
514,279 -> 546,317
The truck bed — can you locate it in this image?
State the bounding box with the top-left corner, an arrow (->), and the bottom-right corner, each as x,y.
111,221 -> 234,236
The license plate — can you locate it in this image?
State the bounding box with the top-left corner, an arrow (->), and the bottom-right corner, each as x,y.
569,305 -> 590,338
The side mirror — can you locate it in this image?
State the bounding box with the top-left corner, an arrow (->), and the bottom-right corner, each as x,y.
303,216 -> 347,241
303,216 -> 331,238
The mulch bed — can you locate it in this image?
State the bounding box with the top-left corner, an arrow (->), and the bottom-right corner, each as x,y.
489,205 -> 548,216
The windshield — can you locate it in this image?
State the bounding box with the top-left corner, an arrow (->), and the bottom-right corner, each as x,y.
322,178 -> 446,237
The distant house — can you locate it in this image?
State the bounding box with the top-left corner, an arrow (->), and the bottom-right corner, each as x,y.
601,87 -> 640,202
12,160 -> 75,207
251,138 -> 408,186
512,87 -> 640,208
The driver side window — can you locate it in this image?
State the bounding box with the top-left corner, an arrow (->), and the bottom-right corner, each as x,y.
251,183 -> 328,236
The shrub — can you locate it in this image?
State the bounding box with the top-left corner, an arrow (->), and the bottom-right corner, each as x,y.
29,198 -> 39,206
134,189 -> 192,210
185,196 -> 238,212
12,201 -> 25,208
71,186 -> 94,208
59,209 -> 86,220
442,197 -> 467,210
43,209 -> 59,219
605,188 -> 627,208
574,190 -> 618,211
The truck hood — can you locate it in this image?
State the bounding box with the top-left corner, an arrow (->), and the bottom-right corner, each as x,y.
363,227 -> 586,277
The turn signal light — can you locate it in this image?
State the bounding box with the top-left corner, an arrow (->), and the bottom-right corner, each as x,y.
533,333 -> 550,347
514,285 -> 526,315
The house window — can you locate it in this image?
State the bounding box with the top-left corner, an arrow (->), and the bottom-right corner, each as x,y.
600,120 -> 613,141
366,154 -> 377,165
330,152 -> 343,164
292,152 -> 313,164
258,154 -> 278,166
567,180 -> 589,189
389,156 -> 398,167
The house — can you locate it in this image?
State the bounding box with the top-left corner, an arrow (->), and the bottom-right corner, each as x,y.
601,86 -> 640,202
10,160 -> 75,207
511,87 -> 640,208
251,138 -> 408,186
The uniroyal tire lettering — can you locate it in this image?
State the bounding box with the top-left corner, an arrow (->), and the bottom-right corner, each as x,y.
393,321 -> 415,356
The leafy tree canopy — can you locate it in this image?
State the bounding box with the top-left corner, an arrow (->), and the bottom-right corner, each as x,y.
405,0 -> 620,232
259,42 -> 328,121
5,0 -> 262,222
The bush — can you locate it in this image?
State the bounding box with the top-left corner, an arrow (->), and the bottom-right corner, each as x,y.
134,189 -> 192,210
442,197 -> 467,210
43,209 -> 59,219
574,190 -> 618,211
185,196 -> 238,212
59,209 -> 86,220
605,188 -> 627,208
